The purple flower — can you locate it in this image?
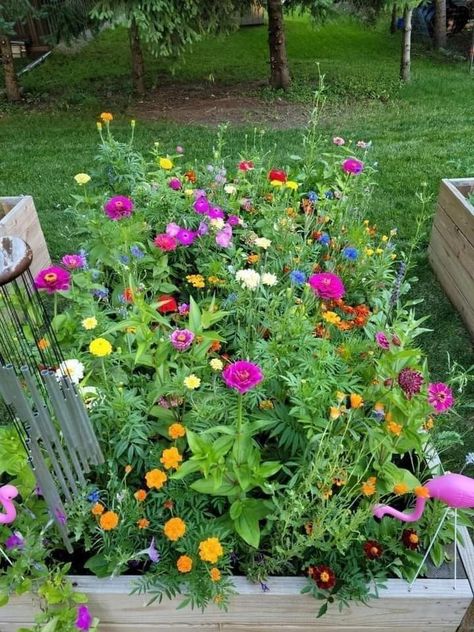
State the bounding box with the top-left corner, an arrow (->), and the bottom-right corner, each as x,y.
75,605 -> 92,631
222,360 -> 263,394
208,206 -> 225,220
169,177 -> 182,191
375,332 -> 390,350
197,221 -> 209,236
193,189 -> 206,199
308,273 -> 345,301
5,531 -> 24,550
216,224 -> 233,248
342,158 -> 364,175
54,508 -> 67,525
178,303 -> 190,315
147,537 -> 160,563
61,253 -> 87,270
170,329 -> 195,351
176,229 -> 197,246
35,266 -> 71,294
130,245 -> 144,259
428,382 -> 454,413
342,247 -> 358,261
398,368 -> 424,399
166,222 -> 180,237
87,490 -> 100,503
227,214 -> 241,226
103,196 -> 134,220
193,196 -> 210,214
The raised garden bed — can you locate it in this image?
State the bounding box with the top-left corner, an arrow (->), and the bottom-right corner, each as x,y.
428,178 -> 474,338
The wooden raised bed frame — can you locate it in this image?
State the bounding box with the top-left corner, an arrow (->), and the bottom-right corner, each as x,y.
0,196 -> 51,280
428,178 -> 474,338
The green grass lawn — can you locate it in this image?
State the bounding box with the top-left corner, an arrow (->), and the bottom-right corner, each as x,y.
0,14 -> 472,460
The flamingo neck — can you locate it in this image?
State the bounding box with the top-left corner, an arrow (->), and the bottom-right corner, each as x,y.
376,496 -> 427,523
0,500 -> 16,524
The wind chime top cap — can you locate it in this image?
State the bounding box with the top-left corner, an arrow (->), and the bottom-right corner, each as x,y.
0,236 -> 33,286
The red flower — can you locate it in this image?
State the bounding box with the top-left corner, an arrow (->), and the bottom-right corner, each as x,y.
157,295 -> 178,314
268,169 -> 287,183
239,160 -> 254,171
363,540 -> 383,560
402,529 -> 420,550
122,287 -> 134,303
309,565 -> 336,590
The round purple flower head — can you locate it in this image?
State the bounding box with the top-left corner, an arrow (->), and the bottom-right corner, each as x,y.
193,196 -> 210,215
398,368 -> 424,399
170,329 -> 195,351
308,272 -> 345,301
342,158 -> 364,175
5,531 -> 24,550
222,360 -> 263,394
428,382 -> 454,413
75,604 -> 92,631
103,195 -> 134,220
375,332 -> 390,350
208,206 -> 225,220
61,253 -> 86,270
169,177 -> 182,191
35,266 -> 71,294
176,229 -> 197,247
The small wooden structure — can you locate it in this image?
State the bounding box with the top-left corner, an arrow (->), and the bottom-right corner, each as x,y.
0,197 -> 51,278
428,178 -> 474,338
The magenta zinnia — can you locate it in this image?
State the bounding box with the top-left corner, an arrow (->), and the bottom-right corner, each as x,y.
308,272 -> 345,300
375,332 -> 390,350
428,382 -> 454,413
222,360 -> 263,393
170,329 -> 195,351
34,266 -> 71,293
154,234 -> 177,252
398,368 -> 424,399
342,157 -> 364,175
61,253 -> 86,270
103,195 -> 134,220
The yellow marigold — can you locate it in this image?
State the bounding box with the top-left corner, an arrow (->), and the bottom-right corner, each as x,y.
186,274 -> 205,289
199,537 -> 223,563
323,311 -> 341,325
145,468 -> 168,490
208,276 -> 224,285
91,503 -> 104,516
423,417 -> 434,431
82,316 -> 98,330
210,567 -> 221,582
134,489 -> 147,502
381,235 -> 388,242
247,253 -> 260,264
393,482 -> 409,495
375,248 -> 383,255
361,476 -> 377,497
259,399 -> 274,410
329,406 -> 342,420
168,423 -> 186,439
137,518 -> 150,529
89,337 -> 112,357
210,358 -> 224,372
37,338 -> 50,351
386,420 -> 402,436
271,180 -> 283,187
350,393 -> 364,409
100,112 -> 113,122
285,180 -> 299,190
184,374 -> 201,390
164,517 -> 186,541
160,447 -> 183,470
177,555 -> 193,573
74,173 -> 91,185
159,157 -> 173,170
99,510 -> 119,531
414,485 -> 430,498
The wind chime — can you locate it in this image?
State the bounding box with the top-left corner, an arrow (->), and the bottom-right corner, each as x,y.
0,236 -> 103,552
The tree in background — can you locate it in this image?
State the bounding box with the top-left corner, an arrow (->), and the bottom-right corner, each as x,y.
0,0 -> 35,102
434,0 -> 447,49
400,3 -> 414,81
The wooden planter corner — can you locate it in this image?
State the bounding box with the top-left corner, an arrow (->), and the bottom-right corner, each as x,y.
0,196 -> 51,279
428,179 -> 474,338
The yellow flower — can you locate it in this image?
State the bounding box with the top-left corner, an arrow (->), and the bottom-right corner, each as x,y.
96,121 -> 102,131
393,482 -> 409,495
74,173 -> 91,185
184,374 -> 201,390
137,518 -> 150,529
199,537 -> 224,563
381,235 -> 388,242
168,423 -> 186,439
323,311 -> 341,325
386,420 -> 402,436
208,276 -> 224,285
82,316 -> 98,330
99,510 -> 119,531
285,180 -> 299,190
160,447 -> 183,470
91,503 -> 104,516
271,180 -> 283,187
361,476 -> 377,497
177,555 -> 193,573
164,517 -> 186,541
159,157 -> 173,170
375,248 -> 384,255
365,248 -> 374,257
130,119 -> 136,128
423,416 -> 434,431
37,338 -> 50,351
89,338 -> 112,357
100,112 -> 113,122
259,399 -> 274,410
210,567 -> 221,582
350,393 -> 364,409
210,358 -> 224,372
254,237 -> 271,250
185,188 -> 194,196
145,468 -> 167,490
329,406 -> 342,420
186,274 -> 205,289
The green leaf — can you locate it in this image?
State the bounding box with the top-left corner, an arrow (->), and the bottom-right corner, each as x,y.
234,508 -> 260,548
171,460 -> 201,480
317,602 -> 328,618
229,499 -> 243,520
191,478 -> 237,496
84,553 -> 111,578
430,541 -> 445,568
0,593 -> 9,607
188,296 -> 201,333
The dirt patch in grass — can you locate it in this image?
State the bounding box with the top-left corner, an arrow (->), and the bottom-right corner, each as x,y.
128,81 -> 311,129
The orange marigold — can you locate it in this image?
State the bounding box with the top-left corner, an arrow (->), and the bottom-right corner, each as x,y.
134,489 -> 147,502
393,482 -> 409,495
199,537 -> 224,563
168,423 -> 186,440
91,503 -> 104,516
164,517 -> 186,541
210,567 -> 221,582
209,340 -> 222,353
350,393 -> 363,409
386,420 -> 402,436
176,555 -> 193,573
247,253 -> 260,265
99,510 -> 119,531
361,476 -> 377,497
414,485 -> 430,498
145,468 -> 168,490
37,338 -> 50,350
100,112 -> 113,122
160,447 -> 183,470
137,518 -> 150,529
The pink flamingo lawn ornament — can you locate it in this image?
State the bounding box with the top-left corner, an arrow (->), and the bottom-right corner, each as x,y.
0,484 -> 19,525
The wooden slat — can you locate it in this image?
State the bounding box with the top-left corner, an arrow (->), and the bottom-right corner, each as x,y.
433,207 -> 474,279
437,179 -> 474,246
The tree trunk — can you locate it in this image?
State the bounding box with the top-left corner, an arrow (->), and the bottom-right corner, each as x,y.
129,16 -> 145,96
390,4 -> 398,34
400,5 -> 413,82
267,0 -> 291,90
0,35 -> 21,102
434,0 -> 447,50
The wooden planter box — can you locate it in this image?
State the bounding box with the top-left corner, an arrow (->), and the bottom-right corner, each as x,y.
428,178 -> 474,338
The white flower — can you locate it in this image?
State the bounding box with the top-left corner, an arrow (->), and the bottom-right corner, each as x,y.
261,273 -> 277,287
254,237 -> 271,250
56,359 -> 85,385
210,358 -> 223,371
210,218 -> 225,231
224,184 -> 237,195
236,269 -> 261,290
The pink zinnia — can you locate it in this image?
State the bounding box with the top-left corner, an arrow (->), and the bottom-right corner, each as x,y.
75,604 -> 92,631
170,329 -> 195,351
398,368 -> 424,399
342,158 -> 364,175
428,382 -> 454,413
166,222 -> 180,237
208,206 -> 225,220
176,229 -> 196,246
222,360 -> 263,394
239,160 -> 254,171
103,195 -> 134,220
216,224 -> 232,248
154,234 -> 177,252
34,266 -> 71,293
61,253 -> 86,270
375,332 -> 390,350
308,272 -> 345,300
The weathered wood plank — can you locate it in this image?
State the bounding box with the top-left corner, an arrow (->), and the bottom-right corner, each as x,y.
433,207 -> 474,279
457,599 -> 474,632
437,179 -> 474,246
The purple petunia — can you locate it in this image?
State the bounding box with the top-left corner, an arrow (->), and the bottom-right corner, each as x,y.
75,605 -> 92,631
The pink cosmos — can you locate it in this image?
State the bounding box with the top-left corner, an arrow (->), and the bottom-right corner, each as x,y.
428,382 -> 454,413
308,272 -> 345,300
176,229 -> 196,246
342,158 -> 364,175
75,605 -> 92,631
333,136 -> 345,146
34,266 -> 71,294
216,224 -> 232,248
168,178 -> 182,191
239,160 -> 254,171
222,360 -> 263,394
193,196 -> 210,214
375,332 -> 390,350
166,222 -> 180,237
208,206 -> 225,220
154,234 -> 177,252
61,253 -> 86,270
170,329 -> 195,351
103,195 -> 134,220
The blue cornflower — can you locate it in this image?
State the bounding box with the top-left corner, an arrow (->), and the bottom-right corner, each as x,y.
87,489 -> 100,503
342,247 -> 359,261
289,270 -> 306,285
465,453 -> 474,465
130,245 -> 144,259
318,233 -> 330,246
307,191 -> 318,202
92,287 -> 109,300
119,255 -> 130,264
325,190 -> 334,200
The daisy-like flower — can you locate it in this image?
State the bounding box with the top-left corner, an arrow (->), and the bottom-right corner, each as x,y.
103,196 -> 134,220
261,273 -> 277,286
184,374 -> 201,390
309,565 -> 336,590
427,382 -> 454,413
74,173 -> 91,185
82,316 -> 98,330
254,237 -> 271,250
56,359 -> 85,385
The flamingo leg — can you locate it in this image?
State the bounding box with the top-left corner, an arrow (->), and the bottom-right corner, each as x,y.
0,545 -> 12,566
408,507 -> 450,592
454,509 -> 457,591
